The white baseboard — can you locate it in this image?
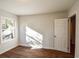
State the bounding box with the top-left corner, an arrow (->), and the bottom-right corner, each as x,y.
19,43 -> 31,47
0,45 -> 18,54
43,47 -> 54,50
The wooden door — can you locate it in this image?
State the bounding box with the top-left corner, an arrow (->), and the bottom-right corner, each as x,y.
70,15 -> 76,57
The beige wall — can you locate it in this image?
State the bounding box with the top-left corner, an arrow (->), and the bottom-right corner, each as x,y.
18,12 -> 68,49
68,0 -> 79,57
0,9 -> 18,54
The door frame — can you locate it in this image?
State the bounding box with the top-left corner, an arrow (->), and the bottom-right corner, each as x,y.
68,14 -> 76,57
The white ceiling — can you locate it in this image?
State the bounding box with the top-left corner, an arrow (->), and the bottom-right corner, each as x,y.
0,0 -> 76,15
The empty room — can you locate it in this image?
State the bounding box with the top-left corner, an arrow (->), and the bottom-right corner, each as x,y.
0,0 -> 79,58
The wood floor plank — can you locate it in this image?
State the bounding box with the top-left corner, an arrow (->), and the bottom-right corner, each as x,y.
0,46 -> 73,58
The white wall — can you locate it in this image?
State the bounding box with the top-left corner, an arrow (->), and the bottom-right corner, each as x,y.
0,9 -> 18,54
18,12 -> 68,49
68,0 -> 79,57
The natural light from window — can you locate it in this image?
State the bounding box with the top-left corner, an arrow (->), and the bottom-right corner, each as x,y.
26,26 -> 43,49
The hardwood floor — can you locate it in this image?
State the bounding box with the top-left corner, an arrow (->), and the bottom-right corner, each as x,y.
0,46 -> 73,58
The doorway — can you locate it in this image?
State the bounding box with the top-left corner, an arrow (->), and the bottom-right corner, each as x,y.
69,15 -> 76,57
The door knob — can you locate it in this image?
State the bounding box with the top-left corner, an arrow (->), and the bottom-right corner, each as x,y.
54,35 -> 56,38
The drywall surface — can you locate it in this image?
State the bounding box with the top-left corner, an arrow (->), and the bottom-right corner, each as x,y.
18,12 -> 68,49
68,0 -> 79,57
0,9 -> 18,54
